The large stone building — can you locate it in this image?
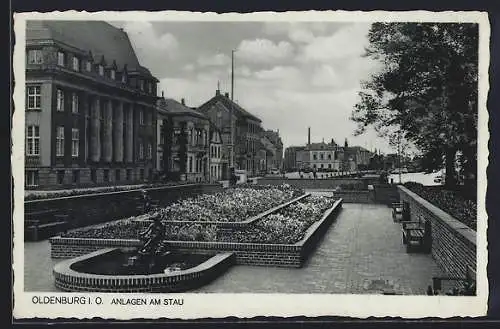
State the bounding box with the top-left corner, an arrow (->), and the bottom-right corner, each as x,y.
25,21 -> 159,188
156,97 -> 210,183
263,130 -> 284,171
198,89 -> 263,176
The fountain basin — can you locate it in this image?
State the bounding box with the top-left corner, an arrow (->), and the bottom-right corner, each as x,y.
53,248 -> 235,292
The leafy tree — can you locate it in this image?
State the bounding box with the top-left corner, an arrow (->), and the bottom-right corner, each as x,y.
351,23 -> 478,189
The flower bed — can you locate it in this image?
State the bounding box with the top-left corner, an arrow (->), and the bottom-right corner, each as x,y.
152,184 -> 303,223
222,195 -> 337,244
403,182 -> 476,230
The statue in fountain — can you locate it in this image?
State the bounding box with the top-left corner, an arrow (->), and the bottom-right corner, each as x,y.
139,215 -> 167,256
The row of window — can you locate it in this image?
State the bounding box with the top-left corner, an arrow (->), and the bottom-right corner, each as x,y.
210,145 -> 221,159
27,125 -> 80,157
25,168 -> 152,187
27,86 -> 79,113
138,141 -> 153,160
312,163 -> 334,169
210,164 -> 222,179
187,128 -> 208,147
187,156 -> 205,174
27,49 -> 155,93
312,152 -> 335,161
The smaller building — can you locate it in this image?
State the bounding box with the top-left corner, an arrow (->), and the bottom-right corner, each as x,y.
284,146 -> 304,171
297,141 -> 341,171
208,124 -> 227,182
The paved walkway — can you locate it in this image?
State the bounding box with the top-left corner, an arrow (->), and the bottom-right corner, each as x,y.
195,203 -> 442,294
23,203 -> 442,294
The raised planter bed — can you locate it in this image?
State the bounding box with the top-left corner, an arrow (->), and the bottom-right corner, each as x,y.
50,199 -> 343,268
53,248 -> 235,293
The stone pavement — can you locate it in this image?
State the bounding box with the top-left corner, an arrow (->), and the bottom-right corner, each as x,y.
23,203 -> 442,294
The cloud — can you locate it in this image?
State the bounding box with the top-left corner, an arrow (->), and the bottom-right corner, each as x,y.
254,66 -> 301,81
197,53 -> 231,67
297,24 -> 371,62
237,39 -> 294,63
311,64 -> 341,87
183,64 -> 195,72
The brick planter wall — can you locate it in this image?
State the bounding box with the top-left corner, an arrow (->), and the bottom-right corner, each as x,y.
53,248 -> 235,293
398,186 -> 476,279
50,199 -> 343,268
25,184 -> 222,230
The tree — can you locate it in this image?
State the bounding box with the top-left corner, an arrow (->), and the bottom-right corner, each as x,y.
351,23 -> 478,189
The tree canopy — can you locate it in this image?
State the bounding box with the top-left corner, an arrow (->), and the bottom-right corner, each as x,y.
351,22 -> 479,188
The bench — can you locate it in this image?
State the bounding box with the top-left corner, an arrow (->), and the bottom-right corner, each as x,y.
401,221 -> 426,252
25,209 -> 69,241
391,202 -> 404,222
428,265 -> 476,295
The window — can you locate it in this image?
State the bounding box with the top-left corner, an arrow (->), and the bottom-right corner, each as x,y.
25,170 -> 39,187
140,169 -> 145,180
72,57 -> 80,71
57,51 -> 65,66
121,72 -> 127,83
328,154 -> 332,160
188,156 -> 193,173
313,153 -> 317,160
71,93 -> 79,113
139,142 -> 144,160
72,170 -> 80,184
91,169 -> 97,183
71,128 -> 79,157
85,61 -> 92,72
139,110 -> 144,125
148,82 -> 152,94
103,169 -> 109,182
115,169 -> 121,181
139,80 -> 145,91
26,125 -> 40,156
126,169 -> 132,181
28,49 -> 43,64
57,170 -> 65,184
147,143 -> 152,160
110,69 -> 116,80
27,86 -> 41,110
56,126 -> 64,157
320,153 -> 324,160
328,164 -> 332,169
98,65 -> 104,76
56,89 -> 64,111
320,164 -> 324,169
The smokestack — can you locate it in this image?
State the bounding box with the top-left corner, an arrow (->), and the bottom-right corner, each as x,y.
181,98 -> 185,106
216,89 -> 221,96
224,92 -> 229,98
308,127 -> 311,146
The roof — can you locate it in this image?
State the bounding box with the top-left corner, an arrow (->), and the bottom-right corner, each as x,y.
157,98 -> 208,119
305,142 -> 337,151
345,146 -> 371,153
198,93 -> 262,123
26,20 -> 157,80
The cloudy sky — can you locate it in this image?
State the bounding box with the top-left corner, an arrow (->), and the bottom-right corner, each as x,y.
110,20 -> 394,153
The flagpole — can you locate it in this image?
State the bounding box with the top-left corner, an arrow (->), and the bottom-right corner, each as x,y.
230,49 -> 235,171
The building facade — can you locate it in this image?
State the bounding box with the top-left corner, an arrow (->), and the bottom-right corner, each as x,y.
208,125 -> 226,182
25,21 -> 159,188
263,130 -> 284,171
198,89 -> 263,177
284,146 -> 304,171
296,141 -> 341,171
156,97 -> 210,183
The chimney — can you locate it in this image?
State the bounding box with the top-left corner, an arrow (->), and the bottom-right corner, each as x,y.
161,91 -> 164,98
331,138 -> 334,145
224,92 -> 229,98
181,98 -> 185,106
308,127 -> 311,146
216,89 -> 221,96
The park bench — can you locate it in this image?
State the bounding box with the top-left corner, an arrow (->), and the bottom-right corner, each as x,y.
401,221 -> 426,252
428,265 -> 476,295
391,202 -> 404,222
25,209 -> 69,241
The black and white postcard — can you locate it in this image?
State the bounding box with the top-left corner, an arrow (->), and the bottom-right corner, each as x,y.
12,10 -> 490,319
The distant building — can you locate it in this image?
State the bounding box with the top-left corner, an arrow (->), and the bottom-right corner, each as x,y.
263,130 -> 284,170
156,97 -> 209,183
25,21 -> 159,188
284,146 -> 304,171
208,124 -> 226,182
297,141 -> 341,171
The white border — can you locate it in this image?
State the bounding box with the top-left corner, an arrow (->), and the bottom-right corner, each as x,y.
12,10 -> 490,319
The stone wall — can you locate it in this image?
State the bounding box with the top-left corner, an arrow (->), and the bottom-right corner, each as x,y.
257,177 -> 379,190
398,186 -> 476,279
49,199 -> 343,268
26,184 -> 223,230
53,248 -> 235,293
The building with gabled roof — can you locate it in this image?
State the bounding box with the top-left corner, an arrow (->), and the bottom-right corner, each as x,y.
197,89 -> 263,176
25,20 -> 159,188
